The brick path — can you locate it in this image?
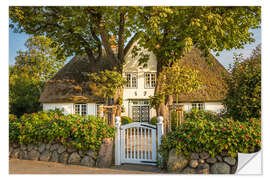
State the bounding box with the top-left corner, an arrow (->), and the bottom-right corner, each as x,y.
9,159 -> 163,174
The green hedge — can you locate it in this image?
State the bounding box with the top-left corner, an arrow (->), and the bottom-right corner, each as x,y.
9,110 -> 115,152
121,116 -> 133,125
160,110 -> 261,162
149,116 -> 157,126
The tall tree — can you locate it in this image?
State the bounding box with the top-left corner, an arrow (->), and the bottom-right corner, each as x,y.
135,7 -> 261,127
9,36 -> 66,115
10,7 -> 261,125
223,45 -> 261,121
10,6 -> 144,110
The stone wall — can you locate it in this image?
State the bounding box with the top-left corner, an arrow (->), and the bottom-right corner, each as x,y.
167,149 -> 238,174
9,138 -> 114,168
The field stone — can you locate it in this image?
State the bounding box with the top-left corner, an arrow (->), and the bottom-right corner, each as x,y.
34,146 -> 39,151
67,147 -> 77,153
28,150 -> 40,160
79,150 -> 85,157
80,156 -> 95,167
216,155 -> 223,162
18,150 -> 25,160
68,152 -> 81,165
11,148 -> 20,159
231,165 -> 238,174
59,152 -> 69,164
20,144 -> 27,151
39,150 -> 51,161
96,138 -> 114,168
27,144 -> 34,151
223,157 -> 236,166
199,159 -> 205,164
206,157 -> 217,164
45,144 -> 51,150
167,149 -> 188,172
86,150 -> 96,159
50,151 -> 59,162
57,145 -> 66,154
12,144 -> 19,148
38,143 -> 46,153
182,167 -> 196,174
196,163 -> 210,174
199,152 -> 209,159
210,162 -> 231,174
9,147 -> 13,155
190,153 -> 199,160
50,144 -> 59,152
189,160 -> 199,168
221,151 -> 229,157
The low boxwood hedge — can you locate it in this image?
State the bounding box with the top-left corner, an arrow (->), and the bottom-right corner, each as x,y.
9,110 -> 115,152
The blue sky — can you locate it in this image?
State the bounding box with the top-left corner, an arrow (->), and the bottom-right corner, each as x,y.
9,27 -> 261,69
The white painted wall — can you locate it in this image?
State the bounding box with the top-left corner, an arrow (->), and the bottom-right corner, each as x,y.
121,45 -> 157,120
122,47 -> 157,100
43,103 -> 97,115
176,102 -> 224,113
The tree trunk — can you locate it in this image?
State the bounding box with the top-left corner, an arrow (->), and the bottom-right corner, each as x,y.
155,60 -> 174,134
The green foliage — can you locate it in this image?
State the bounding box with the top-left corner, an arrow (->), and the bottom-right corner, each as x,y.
161,65 -> 201,98
9,36 -> 66,116
184,108 -> 222,122
121,116 -> 133,125
9,66 -> 44,116
159,115 -> 261,162
9,110 -> 115,152
223,45 -> 261,121
14,36 -> 66,81
88,68 -> 127,105
149,116 -> 157,126
10,7 -> 261,68
137,7 -> 261,66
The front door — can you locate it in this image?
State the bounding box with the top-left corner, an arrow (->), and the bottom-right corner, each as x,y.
130,100 -> 150,122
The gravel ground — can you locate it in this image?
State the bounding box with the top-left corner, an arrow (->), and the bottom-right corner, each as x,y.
9,159 -> 163,174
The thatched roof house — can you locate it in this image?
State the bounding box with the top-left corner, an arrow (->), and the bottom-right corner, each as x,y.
40,48 -> 228,121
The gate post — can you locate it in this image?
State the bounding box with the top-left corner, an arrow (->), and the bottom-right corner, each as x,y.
157,116 -> 164,160
115,116 -> 121,166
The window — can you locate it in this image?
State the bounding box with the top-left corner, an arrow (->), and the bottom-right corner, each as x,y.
191,103 -> 205,110
74,104 -> 87,116
125,73 -> 137,88
145,72 -> 156,88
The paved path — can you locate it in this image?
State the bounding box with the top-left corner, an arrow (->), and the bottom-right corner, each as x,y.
9,159 -> 163,174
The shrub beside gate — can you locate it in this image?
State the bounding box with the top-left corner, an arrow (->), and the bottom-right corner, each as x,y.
9,110 -> 115,152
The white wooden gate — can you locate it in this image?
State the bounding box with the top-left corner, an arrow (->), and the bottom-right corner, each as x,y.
115,116 -> 164,166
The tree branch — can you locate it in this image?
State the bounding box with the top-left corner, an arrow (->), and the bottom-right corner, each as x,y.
124,32 -> 140,57
90,25 -> 102,60
97,14 -> 117,63
118,12 -> 126,64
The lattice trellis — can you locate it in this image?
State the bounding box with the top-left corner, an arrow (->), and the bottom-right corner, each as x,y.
97,105 -> 120,126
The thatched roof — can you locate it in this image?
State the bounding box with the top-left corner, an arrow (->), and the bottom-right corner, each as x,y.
39,48 -> 228,103
176,48 -> 228,102
39,55 -> 112,103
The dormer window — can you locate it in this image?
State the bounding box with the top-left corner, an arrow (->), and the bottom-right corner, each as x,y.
74,103 -> 87,116
145,72 -> 156,88
125,73 -> 137,88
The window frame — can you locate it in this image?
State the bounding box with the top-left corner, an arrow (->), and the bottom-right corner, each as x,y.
74,103 -> 87,116
125,72 -> 138,89
191,102 -> 205,111
144,72 -> 156,89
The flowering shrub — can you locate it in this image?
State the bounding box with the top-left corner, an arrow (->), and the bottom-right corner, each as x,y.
159,112 -> 261,162
9,110 -> 115,152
